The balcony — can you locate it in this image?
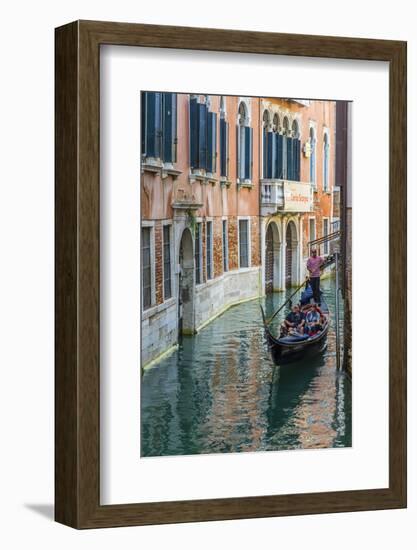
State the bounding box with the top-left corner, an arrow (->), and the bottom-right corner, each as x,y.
261,179 -> 312,216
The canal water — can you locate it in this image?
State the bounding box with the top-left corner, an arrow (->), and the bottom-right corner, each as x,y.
141,276 -> 352,457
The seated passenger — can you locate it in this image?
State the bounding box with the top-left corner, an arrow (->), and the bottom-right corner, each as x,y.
304,304 -> 323,335
281,305 -> 305,336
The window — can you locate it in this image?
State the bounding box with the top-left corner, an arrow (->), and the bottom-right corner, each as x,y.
222,220 -> 228,272
206,221 -> 213,279
237,102 -> 253,181
274,115 -> 284,179
282,117 -> 289,179
323,132 -> 330,191
195,222 -> 202,284
291,120 -> 301,181
141,92 -> 177,162
262,110 -> 271,178
163,225 -> 172,299
323,219 -> 329,254
309,126 -> 316,186
142,227 -> 152,310
309,218 -> 316,243
190,97 -> 217,173
239,219 -> 249,268
220,116 -> 229,178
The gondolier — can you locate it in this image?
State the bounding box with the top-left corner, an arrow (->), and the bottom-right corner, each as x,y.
306,249 -> 324,305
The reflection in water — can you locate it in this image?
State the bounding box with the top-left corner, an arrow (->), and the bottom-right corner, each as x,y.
141,277 -> 352,457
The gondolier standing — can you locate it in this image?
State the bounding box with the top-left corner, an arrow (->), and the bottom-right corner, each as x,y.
307,249 -> 324,305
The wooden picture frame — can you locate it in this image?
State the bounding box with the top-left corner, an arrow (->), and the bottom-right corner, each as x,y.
55,20 -> 407,528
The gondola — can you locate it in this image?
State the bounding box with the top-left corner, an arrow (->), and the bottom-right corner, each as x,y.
260,289 -> 330,366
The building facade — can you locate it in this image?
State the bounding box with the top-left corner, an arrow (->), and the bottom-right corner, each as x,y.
141,93 -> 262,366
141,93 -> 337,367
260,98 -> 336,294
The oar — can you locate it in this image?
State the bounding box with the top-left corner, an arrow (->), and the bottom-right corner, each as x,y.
266,277 -> 309,326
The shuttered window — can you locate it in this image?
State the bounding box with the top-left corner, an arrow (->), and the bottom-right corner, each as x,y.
163,93 -> 177,163
237,102 -> 252,182
206,221 -> 213,280
220,118 -> 229,177
190,97 -> 217,172
282,136 -> 288,179
141,92 -> 162,158
239,220 -> 249,268
190,97 -> 199,169
207,111 -> 217,173
198,103 -> 207,170
323,134 -> 330,191
141,91 -> 177,162
244,126 -> 253,180
266,131 -> 274,178
275,133 -> 284,179
163,225 -> 172,300
142,227 -> 152,310
286,136 -> 294,180
195,223 -> 202,284
294,139 -> 301,181
310,128 -> 316,185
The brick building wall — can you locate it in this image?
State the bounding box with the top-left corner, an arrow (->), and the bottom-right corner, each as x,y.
154,223 -> 163,305
228,217 -> 238,271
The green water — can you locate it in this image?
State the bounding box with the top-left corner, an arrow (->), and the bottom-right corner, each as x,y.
141,277 -> 352,457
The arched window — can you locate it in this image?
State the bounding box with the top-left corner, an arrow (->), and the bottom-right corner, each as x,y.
309,126 -> 316,186
237,102 -> 253,182
272,113 -> 279,133
220,97 -> 229,178
282,117 -> 290,179
272,114 -> 284,180
290,120 -> 301,181
323,132 -> 330,191
262,110 -> 270,178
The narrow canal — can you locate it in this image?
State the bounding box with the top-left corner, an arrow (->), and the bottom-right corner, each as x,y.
141,276 -> 352,457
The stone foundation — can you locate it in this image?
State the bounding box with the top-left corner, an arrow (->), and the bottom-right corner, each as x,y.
141,298 -> 177,367
194,267 -> 261,330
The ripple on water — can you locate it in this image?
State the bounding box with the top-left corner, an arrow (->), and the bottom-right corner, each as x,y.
141,277 -> 352,457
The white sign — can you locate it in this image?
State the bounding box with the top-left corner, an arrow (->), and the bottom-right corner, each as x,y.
283,181 -> 312,212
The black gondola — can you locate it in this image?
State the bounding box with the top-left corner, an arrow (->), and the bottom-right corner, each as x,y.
261,292 -> 330,365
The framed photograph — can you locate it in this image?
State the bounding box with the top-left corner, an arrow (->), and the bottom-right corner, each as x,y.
55,20 -> 406,528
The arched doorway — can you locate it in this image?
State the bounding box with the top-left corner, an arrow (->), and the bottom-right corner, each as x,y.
285,221 -> 298,288
178,228 -> 195,336
265,222 -> 281,294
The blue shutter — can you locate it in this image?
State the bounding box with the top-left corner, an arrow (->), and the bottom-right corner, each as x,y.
172,93 -> 177,162
207,112 -> 217,173
287,137 -> 293,180
244,126 -> 252,180
296,139 -> 301,180
276,133 -> 283,179
267,132 -> 274,178
198,103 -> 207,169
263,128 -> 267,178
189,97 -> 198,169
271,133 -> 276,178
163,93 -> 173,162
220,118 -> 225,176
145,92 -> 162,158
282,136 -> 287,179
141,92 -> 147,156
